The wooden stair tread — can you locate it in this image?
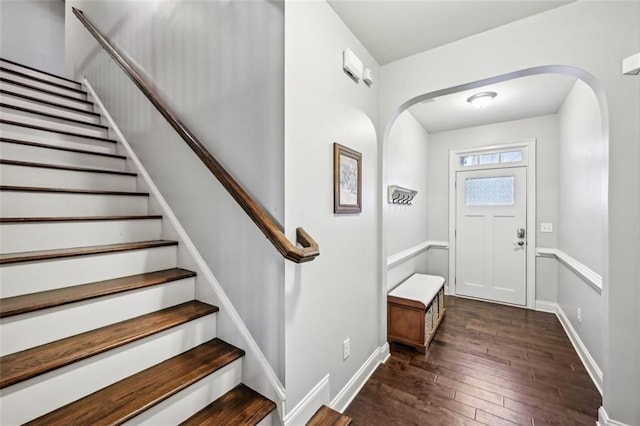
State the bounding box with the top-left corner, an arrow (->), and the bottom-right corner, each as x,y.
0,239 -> 177,265
0,268 -> 195,318
0,137 -> 125,159
0,215 -> 161,223
0,301 -> 219,389
26,338 -> 243,425
0,58 -> 82,86
0,67 -> 87,94
180,384 -> 276,426
307,406 -> 352,426
0,119 -> 116,143
0,102 -> 108,129
0,159 -> 136,176
0,77 -> 91,104
0,185 -> 148,196
0,89 -> 100,117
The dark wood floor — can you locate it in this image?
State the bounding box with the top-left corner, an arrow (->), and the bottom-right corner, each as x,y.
345,296 -> 601,426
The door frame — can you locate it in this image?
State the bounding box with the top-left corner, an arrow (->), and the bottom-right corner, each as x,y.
448,139 -> 537,309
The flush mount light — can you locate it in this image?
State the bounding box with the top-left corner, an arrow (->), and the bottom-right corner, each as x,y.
467,91 -> 497,109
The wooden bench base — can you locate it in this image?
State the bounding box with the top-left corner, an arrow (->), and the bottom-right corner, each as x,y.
387,274 -> 446,353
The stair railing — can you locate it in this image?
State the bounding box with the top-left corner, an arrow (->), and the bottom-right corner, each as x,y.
72,7 -> 319,263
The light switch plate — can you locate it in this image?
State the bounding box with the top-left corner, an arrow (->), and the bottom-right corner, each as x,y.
540,223 -> 553,233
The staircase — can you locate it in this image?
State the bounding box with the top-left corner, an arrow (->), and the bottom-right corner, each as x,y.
0,57 -> 276,425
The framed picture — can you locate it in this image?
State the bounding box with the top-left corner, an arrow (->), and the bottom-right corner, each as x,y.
334,142 -> 362,214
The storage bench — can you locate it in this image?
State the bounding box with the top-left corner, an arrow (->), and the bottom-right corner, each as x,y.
387,273 -> 446,353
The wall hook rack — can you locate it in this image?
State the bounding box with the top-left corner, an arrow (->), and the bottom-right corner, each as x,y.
388,185 -> 418,205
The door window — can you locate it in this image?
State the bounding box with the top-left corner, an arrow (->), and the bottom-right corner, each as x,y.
465,176 -> 515,206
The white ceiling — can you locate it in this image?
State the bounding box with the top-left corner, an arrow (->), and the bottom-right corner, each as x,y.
407,73 -> 577,133
327,1 -> 575,65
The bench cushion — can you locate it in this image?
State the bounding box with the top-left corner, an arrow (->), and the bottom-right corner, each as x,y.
388,273 -> 445,308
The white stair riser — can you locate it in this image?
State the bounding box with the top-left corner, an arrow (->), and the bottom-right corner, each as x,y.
0,246 -> 176,297
257,413 -> 274,426
0,278 -> 196,356
0,72 -> 87,101
0,92 -> 101,124
0,142 -> 126,171
0,62 -> 81,90
0,218 -> 160,253
0,81 -> 92,111
0,191 -> 148,217
0,123 -> 115,154
126,361 -> 242,425
0,107 -> 108,138
0,315 -> 218,425
0,164 -> 136,193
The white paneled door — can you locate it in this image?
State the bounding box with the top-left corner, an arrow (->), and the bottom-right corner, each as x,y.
455,166 -> 527,305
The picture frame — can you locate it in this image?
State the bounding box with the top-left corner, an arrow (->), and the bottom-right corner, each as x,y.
333,142 -> 362,214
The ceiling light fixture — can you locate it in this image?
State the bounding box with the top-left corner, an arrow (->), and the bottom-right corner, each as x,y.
467,91 -> 497,109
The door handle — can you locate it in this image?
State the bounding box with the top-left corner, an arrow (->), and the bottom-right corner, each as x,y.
516,241 -> 525,246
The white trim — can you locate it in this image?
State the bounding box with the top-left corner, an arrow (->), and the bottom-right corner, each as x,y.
386,240 -> 449,268
535,247 -> 557,258
534,300 -> 558,314
379,342 -> 391,363
597,407 -> 632,426
83,79 -> 287,404
449,139 -> 537,309
535,248 -> 602,293
535,300 -> 603,395
283,375 -> 330,426
330,343 -> 389,413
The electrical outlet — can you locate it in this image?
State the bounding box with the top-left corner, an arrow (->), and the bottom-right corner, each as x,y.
343,338 -> 350,360
577,308 -> 582,323
540,223 -> 553,233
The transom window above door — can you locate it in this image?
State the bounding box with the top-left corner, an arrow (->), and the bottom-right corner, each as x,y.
460,150 -> 523,167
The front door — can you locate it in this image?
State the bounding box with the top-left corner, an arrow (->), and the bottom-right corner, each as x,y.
455,166 -> 527,305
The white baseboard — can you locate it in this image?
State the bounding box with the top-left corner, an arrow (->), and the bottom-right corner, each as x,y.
597,407 -> 632,426
380,342 -> 391,363
535,300 -> 558,314
283,375 -> 330,426
535,300 -> 602,394
330,343 -> 388,413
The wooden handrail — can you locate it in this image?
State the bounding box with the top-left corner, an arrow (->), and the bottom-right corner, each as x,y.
72,7 -> 319,263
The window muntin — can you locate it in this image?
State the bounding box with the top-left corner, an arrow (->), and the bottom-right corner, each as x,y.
460,150 -> 523,167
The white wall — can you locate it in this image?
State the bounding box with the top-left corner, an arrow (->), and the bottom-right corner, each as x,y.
385,111 -> 430,290
65,0 -> 286,381
0,0 -> 65,75
379,2 -> 639,422
557,79 -> 605,371
558,80 -> 605,274
426,115 -> 560,301
284,0 -> 380,412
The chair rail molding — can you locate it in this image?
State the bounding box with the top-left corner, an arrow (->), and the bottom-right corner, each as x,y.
387,240 -> 449,268
536,248 -> 602,293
